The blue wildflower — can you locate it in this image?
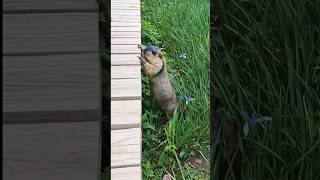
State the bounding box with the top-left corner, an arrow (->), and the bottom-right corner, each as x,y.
185,96 -> 195,105
179,53 -> 188,60
244,111 -> 258,126
242,111 -> 272,137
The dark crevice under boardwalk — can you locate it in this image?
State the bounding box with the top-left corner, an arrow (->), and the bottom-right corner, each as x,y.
111,0 -> 142,179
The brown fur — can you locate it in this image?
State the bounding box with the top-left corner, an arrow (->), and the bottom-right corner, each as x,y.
138,46 -> 179,119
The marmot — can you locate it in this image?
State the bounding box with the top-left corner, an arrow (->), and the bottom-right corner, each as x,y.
138,45 -> 179,120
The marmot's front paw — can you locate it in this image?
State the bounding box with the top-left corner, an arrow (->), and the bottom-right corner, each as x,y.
138,56 -> 147,65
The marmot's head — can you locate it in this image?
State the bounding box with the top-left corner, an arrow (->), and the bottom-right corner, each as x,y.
142,45 -> 164,67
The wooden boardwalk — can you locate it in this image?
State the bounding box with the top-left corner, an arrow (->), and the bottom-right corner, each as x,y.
3,0 -> 100,179
111,0 -> 142,179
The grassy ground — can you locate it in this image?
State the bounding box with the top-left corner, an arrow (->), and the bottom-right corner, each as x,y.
212,0 -> 320,179
141,0 -> 210,179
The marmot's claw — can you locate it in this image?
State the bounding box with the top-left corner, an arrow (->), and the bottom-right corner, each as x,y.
137,44 -> 145,50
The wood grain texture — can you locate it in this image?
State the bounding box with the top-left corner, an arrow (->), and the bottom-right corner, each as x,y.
111,128 -> 141,167
111,10 -> 140,16
111,54 -> 140,65
3,122 -> 100,180
112,45 -> 141,54
111,17 -> 141,23
3,13 -> 98,54
111,6 -> 140,10
111,65 -> 141,79
111,100 -> 141,129
111,78 -> 141,99
111,22 -> 141,27
3,54 -> 99,112
111,2 -> 140,6
110,0 -> 142,178
111,31 -> 141,38
3,0 -> 97,11
111,166 -> 141,180
112,37 -> 141,45
111,26 -> 140,32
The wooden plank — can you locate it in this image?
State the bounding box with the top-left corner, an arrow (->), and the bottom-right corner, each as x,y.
3,13 -> 98,54
111,166 -> 141,180
111,17 -> 141,23
111,54 -> 140,65
3,54 -> 99,112
111,79 -> 141,99
112,2 -> 140,6
3,122 -> 100,180
111,11 -> 140,16
111,31 -> 141,38
111,65 -> 140,79
3,0 -> 97,11
111,7 -> 140,10
111,128 -> 141,167
111,100 -> 141,129
111,22 -> 141,27
112,45 -> 141,54
111,26 -> 140,32
111,4 -> 140,8
112,37 -> 141,45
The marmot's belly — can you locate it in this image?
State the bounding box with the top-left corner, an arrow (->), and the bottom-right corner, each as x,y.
151,78 -> 174,100
150,76 -> 179,119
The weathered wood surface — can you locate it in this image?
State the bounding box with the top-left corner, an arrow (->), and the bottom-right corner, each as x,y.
111,22 -> 141,27
111,0 -> 142,179
111,31 -> 141,38
3,0 -> 100,179
111,65 -> 140,79
112,37 -> 141,45
111,128 -> 141,167
3,122 -> 100,180
3,54 -> 99,113
111,45 -> 141,54
111,54 -> 140,65
3,13 -> 98,55
112,26 -> 140,32
111,166 -> 141,180
111,100 -> 141,129
111,79 -> 141,100
3,0 -> 97,11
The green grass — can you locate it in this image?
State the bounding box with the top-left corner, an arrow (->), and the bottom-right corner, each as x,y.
141,0 -> 210,179
212,0 -> 320,179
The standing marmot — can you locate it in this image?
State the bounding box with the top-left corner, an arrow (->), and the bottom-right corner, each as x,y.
138,45 -> 179,120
